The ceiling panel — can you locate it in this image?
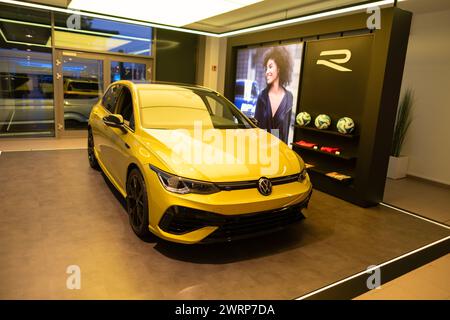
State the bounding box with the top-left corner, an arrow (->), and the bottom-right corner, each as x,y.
14,0 -> 450,35
22,0 -> 69,7
185,0 -> 362,33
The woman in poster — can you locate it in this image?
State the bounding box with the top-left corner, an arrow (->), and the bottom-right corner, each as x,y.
254,46 -> 294,144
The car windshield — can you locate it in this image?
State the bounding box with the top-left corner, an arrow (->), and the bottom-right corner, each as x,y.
138,86 -> 254,129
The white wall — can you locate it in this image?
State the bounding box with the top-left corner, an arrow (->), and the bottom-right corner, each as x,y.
400,9 -> 450,185
201,37 -> 227,94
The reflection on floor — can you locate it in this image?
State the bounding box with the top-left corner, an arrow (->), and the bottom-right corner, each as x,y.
355,253 -> 450,300
383,177 -> 450,224
0,137 -> 86,152
0,149 -> 448,299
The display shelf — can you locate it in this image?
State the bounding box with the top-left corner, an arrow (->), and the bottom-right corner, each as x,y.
293,143 -> 357,160
304,164 -> 354,185
294,125 -> 359,139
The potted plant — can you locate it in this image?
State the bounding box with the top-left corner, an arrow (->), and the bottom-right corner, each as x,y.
387,89 -> 413,179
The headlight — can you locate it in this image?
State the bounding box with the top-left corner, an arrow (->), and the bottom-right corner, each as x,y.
150,165 -> 220,195
298,168 -> 308,182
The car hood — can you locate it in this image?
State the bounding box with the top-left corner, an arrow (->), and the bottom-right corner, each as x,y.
140,128 -> 303,182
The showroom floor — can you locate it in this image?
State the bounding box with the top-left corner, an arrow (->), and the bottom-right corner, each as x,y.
369,176 -> 450,300
0,137 -> 86,152
384,177 -> 450,225
0,149 -> 449,299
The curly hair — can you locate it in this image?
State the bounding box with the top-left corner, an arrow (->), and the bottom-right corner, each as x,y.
263,46 -> 293,87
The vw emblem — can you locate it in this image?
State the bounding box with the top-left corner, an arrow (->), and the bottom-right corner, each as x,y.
257,177 -> 272,196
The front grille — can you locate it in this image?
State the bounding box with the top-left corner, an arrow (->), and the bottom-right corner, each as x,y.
158,189 -> 312,242
215,174 -> 299,191
204,204 -> 306,243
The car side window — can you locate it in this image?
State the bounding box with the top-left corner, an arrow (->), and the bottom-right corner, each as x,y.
205,95 -> 235,121
102,85 -> 122,112
116,87 -> 134,130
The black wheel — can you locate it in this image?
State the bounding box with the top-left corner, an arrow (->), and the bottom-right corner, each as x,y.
87,128 -> 100,170
126,168 -> 152,239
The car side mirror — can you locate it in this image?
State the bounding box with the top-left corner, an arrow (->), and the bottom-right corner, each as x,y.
249,117 -> 259,126
103,114 -> 126,133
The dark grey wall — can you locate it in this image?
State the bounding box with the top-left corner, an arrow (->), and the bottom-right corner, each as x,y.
155,28 -> 198,84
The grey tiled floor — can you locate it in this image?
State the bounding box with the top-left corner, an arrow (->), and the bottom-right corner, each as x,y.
355,177 -> 450,300
0,149 -> 448,299
384,177 -> 450,224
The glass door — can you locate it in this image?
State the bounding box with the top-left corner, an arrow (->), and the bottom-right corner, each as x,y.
54,51 -> 105,135
54,50 -> 152,136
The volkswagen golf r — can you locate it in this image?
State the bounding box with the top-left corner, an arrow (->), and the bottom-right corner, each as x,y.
88,81 -> 312,244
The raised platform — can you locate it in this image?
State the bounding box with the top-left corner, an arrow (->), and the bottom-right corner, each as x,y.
0,149 -> 448,299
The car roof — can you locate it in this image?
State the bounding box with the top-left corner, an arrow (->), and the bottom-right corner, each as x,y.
116,80 -> 216,94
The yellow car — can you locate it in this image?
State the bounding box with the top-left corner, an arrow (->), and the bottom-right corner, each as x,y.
88,80 -> 312,244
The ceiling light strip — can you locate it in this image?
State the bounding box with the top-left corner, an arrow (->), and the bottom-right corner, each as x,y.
220,0 -> 395,37
54,26 -> 151,42
0,27 -> 9,43
0,26 -> 50,48
0,17 -> 151,42
0,0 -> 219,37
67,0 -> 263,28
0,0 -> 398,37
129,49 -> 151,55
0,17 -> 51,28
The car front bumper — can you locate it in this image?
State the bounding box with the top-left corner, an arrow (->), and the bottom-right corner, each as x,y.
144,167 -> 313,244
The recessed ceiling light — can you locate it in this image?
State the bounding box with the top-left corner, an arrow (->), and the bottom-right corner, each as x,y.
68,0 -> 262,27
25,34 -> 33,38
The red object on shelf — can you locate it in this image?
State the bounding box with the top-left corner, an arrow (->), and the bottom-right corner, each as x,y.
295,140 -> 318,148
320,146 -> 341,153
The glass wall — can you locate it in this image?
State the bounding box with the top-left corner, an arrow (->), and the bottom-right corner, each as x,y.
54,13 -> 153,56
0,3 -> 154,138
62,56 -> 104,130
0,4 -> 54,137
111,61 -> 146,82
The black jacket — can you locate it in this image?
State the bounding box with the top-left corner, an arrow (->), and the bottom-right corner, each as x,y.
254,87 -> 293,144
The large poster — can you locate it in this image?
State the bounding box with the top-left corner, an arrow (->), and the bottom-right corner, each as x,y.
234,43 -> 304,145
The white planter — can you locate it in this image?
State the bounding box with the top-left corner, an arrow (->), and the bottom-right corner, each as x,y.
387,156 -> 409,179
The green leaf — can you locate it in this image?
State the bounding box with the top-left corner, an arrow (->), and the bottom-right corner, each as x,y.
391,89 -> 413,157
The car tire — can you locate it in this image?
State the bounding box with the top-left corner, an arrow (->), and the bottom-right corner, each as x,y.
126,168 -> 153,239
88,128 -> 100,170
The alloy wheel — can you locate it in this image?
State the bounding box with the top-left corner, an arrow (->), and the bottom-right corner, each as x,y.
127,174 -> 146,229
87,129 -> 99,169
